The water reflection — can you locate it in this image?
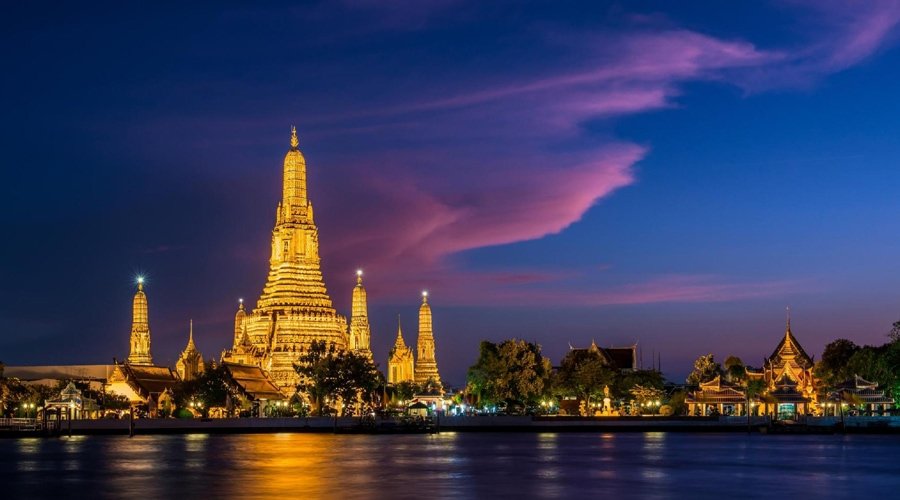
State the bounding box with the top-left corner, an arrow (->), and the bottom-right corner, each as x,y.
3,433 -> 900,498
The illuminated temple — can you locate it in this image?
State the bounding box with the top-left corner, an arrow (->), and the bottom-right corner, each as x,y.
687,315 -> 822,419
107,279 -> 178,413
413,292 -> 442,387
222,128 -> 373,392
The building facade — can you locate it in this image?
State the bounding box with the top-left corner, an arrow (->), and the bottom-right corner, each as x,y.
388,318 -> 415,384
746,317 -> 819,419
108,280 -> 178,414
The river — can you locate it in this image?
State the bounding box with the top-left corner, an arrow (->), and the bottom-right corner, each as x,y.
3,432 -> 899,498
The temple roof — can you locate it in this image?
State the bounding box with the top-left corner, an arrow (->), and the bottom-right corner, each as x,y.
116,363 -> 178,397
223,362 -> 285,400
182,320 -> 200,356
687,376 -> 747,404
767,322 -> 813,368
833,375 -> 879,390
569,342 -> 636,371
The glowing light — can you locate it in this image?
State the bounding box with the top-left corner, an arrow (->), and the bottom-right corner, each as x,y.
356,269 -> 363,277
422,290 -> 428,298
239,298 -> 244,304
136,276 -> 144,285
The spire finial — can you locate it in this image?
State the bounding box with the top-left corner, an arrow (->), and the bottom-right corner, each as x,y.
785,305 -> 792,340
396,314 -> 403,336
238,297 -> 244,310
356,269 -> 363,285
290,125 -> 299,149
136,275 -> 144,291
422,290 -> 428,303
189,319 -> 194,341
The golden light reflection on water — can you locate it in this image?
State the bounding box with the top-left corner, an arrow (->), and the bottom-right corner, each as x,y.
5,432 -> 899,497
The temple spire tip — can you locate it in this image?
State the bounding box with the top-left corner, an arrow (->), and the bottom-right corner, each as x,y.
290,125 -> 299,148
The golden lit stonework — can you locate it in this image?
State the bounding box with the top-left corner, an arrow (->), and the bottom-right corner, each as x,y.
414,291 -> 441,387
176,320 -> 206,381
388,317 -> 415,384
349,270 -> 373,358
127,278 -> 153,365
223,127 -> 349,392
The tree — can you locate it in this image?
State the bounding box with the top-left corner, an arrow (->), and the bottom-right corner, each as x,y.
294,340 -> 383,416
334,350 -> 383,416
845,346 -> 895,393
630,384 -> 665,413
466,339 -> 552,412
466,341 -> 501,407
556,348 -> 617,414
890,321 -> 900,343
392,381 -> 419,404
723,356 -> 746,383
686,354 -> 723,385
816,339 -> 860,385
173,365 -> 233,417
295,340 -> 341,415
615,369 -> 664,398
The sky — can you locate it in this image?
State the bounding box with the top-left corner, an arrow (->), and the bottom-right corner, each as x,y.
2,0 -> 900,385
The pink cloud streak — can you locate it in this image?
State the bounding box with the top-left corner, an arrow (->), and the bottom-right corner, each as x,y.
311,4 -> 900,306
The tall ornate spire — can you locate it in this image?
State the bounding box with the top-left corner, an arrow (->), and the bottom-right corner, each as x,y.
176,319 -> 205,381
127,277 -> 153,365
388,314 -> 415,384
256,126 -> 336,313
233,298 -> 246,349
786,305 -> 792,338
281,125 -> 308,216
187,319 -> 196,351
394,314 -> 406,348
225,127 -> 349,392
349,269 -> 372,357
414,290 -> 441,387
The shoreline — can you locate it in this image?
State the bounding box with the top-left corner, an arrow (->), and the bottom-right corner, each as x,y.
5,415 -> 900,438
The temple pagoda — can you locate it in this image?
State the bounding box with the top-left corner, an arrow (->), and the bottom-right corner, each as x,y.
746,312 -> 819,419
222,127 -> 350,392
349,270 -> 373,358
414,291 -> 442,387
388,317 -> 415,384
175,320 -> 206,381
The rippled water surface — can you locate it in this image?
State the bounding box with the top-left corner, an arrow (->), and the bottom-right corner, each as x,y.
3,432 -> 900,498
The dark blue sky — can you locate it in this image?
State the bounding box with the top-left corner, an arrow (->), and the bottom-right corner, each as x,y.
2,1 -> 899,385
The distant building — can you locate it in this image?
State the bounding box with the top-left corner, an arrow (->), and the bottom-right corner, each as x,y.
45,382 -> 99,420
106,280 -> 178,414
349,270 -> 373,359
221,362 -> 286,416
388,318 -> 415,384
831,375 -> 894,415
567,340 -> 638,372
746,316 -> 819,419
686,375 -> 747,416
175,320 -> 205,381
128,277 -> 153,365
413,292 -> 442,387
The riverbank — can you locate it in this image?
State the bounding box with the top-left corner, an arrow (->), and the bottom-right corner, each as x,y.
5,415 -> 900,437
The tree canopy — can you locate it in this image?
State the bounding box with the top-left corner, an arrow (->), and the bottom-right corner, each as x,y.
555,347 -> 617,410
295,340 -> 383,416
686,354 -> 723,385
466,339 -> 551,410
